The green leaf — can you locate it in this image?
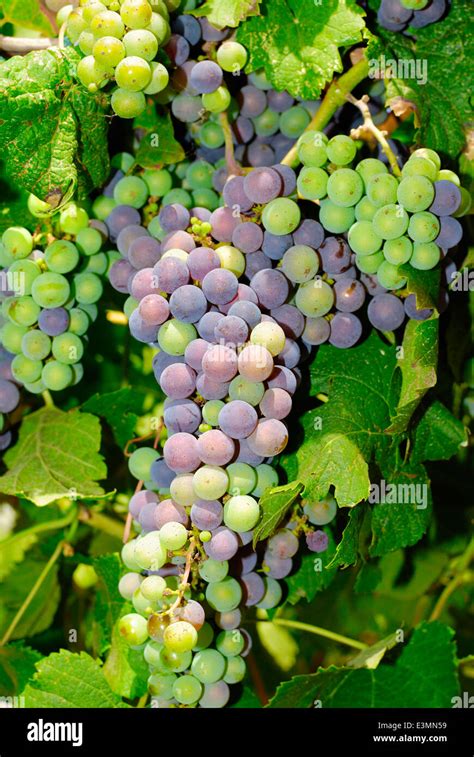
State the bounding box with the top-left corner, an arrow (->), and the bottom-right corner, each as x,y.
252,481 -> 303,547
388,319 -> 439,434
348,629 -> 403,670
90,554 -> 125,657
399,265 -> 440,312
0,642 -> 42,697
369,0 -> 473,158
327,506 -> 365,569
0,0 -> 54,35
22,650 -> 129,707
411,400 -> 468,464
134,104 -> 185,169
103,623 -> 148,700
0,48 -> 109,205
0,407 -> 107,506
256,619 -> 299,671
285,530 -> 337,604
237,0 -> 366,99
268,621 -> 459,707
82,389 -> 144,448
281,332 -> 398,506
0,163 -> 34,233
231,686 -> 262,708
0,531 -> 38,581
191,0 -> 261,28
0,555 -> 60,640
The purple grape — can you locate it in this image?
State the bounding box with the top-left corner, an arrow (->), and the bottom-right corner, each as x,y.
218,400 -> 258,439
247,418 -> 288,456
162,230 -> 196,253
243,167 -> 282,204
153,351 -> 185,381
333,278 -> 366,313
411,0 -> 446,27
367,294 -> 405,331
247,141 -> 276,167
276,338 -> 300,369
103,169 -> 123,198
231,222 -> 264,253
267,90 -> 294,112
128,309 -> 158,342
197,429 -> 235,465
377,7 -> 407,29
222,176 -> 252,213
245,251 -> 272,278
138,294 -> 169,326
171,94 -> 203,123
404,293 -> 434,321
197,311 -> 224,342
268,529 -> 299,558
169,284 -> 208,323
128,236 -> 161,269
187,247 -> 221,282
159,203 -> 191,233
235,437 -> 265,465
250,269 -> 289,308
172,14 -> 202,45
271,133 -> 295,162
360,273 -> 387,297
238,85 -> 267,118
333,266 -> 357,282
160,363 -> 196,399
214,315 -> 248,345
378,0 -> 413,24
129,490 -> 158,518
139,502 -> 159,532
204,526 -> 239,560
232,116 -> 255,145
302,317 -> 330,345
435,216 -> 463,249
241,572 -> 265,606
228,300 -> 262,329
232,547 -> 258,575
260,388 -> 292,420
129,268 -> 158,300
196,373 -> 230,400
270,304 -> 305,339
117,224 -> 149,256
154,257 -> 190,293
292,219 -> 325,249
202,269 -> 239,305
164,398 -> 201,433
202,343 -> 238,382
150,457 -> 175,488
38,307 -> 69,336
109,259 -> 134,293
172,61 -> 198,94
429,180 -> 461,216
106,205 -> 141,240
0,379 -> 19,413
164,431 -> 201,473
329,312 -> 363,348
267,366 -> 297,394
319,236 -> 351,274
262,231 -> 292,260
263,551 -> 293,579
191,499 -> 223,531
306,530 -> 329,553
184,338 -> 211,371
190,60 -> 223,94
210,207 -> 242,242
164,34 -> 190,66
198,18 -> 228,42
272,164 -> 297,196
215,609 -> 242,630
154,499 -> 189,529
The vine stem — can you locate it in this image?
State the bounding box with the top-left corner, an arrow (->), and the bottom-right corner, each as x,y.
258,618 -> 367,650
346,93 -> 402,177
42,389 -> 55,408
0,539 -> 64,647
429,538 -> 474,621
0,35 -> 58,54
281,58 -> 369,168
164,538 -> 196,618
219,111 -> 245,176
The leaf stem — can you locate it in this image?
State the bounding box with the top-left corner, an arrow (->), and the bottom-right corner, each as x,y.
42,390 -> 55,408
78,508 -> 125,540
429,538 -> 474,621
219,111 -> 245,176
0,504 -> 77,552
0,538 -> 64,647
260,618 -> 367,650
0,35 -> 58,55
346,93 -> 402,177
281,57 -> 369,168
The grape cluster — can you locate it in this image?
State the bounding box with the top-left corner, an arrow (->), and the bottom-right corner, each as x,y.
377,0 -> 450,30
65,0 -> 171,118
0,347 -> 19,451
0,204 -> 108,393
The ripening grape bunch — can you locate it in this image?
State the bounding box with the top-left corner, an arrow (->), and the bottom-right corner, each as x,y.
377,0 -> 451,30
0,347 -> 19,451
0,204 -> 107,394
64,0 -> 171,118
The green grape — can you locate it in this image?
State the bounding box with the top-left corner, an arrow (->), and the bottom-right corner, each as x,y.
143,61 -> 169,94
347,220 -> 383,255
147,673 -> 176,698
202,86 -> 231,113
132,587 -> 156,615
206,577 -> 242,612
191,649 -> 226,684
162,188 -> 193,208
115,56 -> 152,92
159,647 -> 192,673
77,55 -> 110,90
84,252 -> 108,275
355,158 -> 388,186
52,332 -> 84,364
199,122 -> 225,149
355,251 -> 384,274
118,613 -> 148,645
90,10 -> 125,40
71,363 -> 84,386
120,0 -> 153,29
262,198 -> 301,235
192,188 -> 219,211
186,160 -> 214,190
297,167 -> 328,200
215,245 -> 245,277
252,463 -> 279,497
216,41 -> 247,72
226,462 -> 257,496
326,134 -> 357,165
146,12 -> 171,44
296,130 -> 328,167
279,106 -> 311,139
249,69 -> 271,89
69,308 -> 90,336
0,244 -> 14,267
2,226 -> 33,260
22,330 -> 51,361
216,629 -> 245,657
366,173 -> 399,207
410,241 -> 441,270
0,322 -> 28,354
397,175 -> 434,213
128,446 -> 157,480
59,205 -> 89,235
407,211 -> 440,243
113,151 -> 138,169
295,279 -> 334,317
121,539 -> 142,571
23,378 -> 46,394
134,531 -> 167,570
159,521 -> 188,550
158,320 -> 197,356
224,495 -> 259,532
172,674 -> 202,705
76,227 -> 103,256
11,354 -> 43,383
193,465 -> 229,500
250,320 -> 286,355
436,169 -> 460,186
6,296 -> 40,327
45,240 -> 79,273
8,259 -> 41,295
326,168 -> 363,207
318,199 -> 354,233
372,204 -> 409,240
163,621 -> 198,653
253,109 -> 280,137
123,296 -> 138,319
383,237 -> 413,265
66,9 -> 88,43
228,376 -> 264,406
223,655 -> 246,684
376,260 -> 407,290
453,187 -> 472,218
82,3 -> 108,24
27,193 -> 52,218
400,0 -> 429,9
92,35 -> 125,67
141,575 -> 166,601
170,473 -> 195,505
92,195 -> 116,221
354,196 -> 378,221
411,148 -> 441,171
111,88 -> 146,118
143,168 -> 173,197
402,156 -> 438,182
79,302 -> 98,321
73,272 -> 103,304
198,559 -> 229,583
123,29 -> 158,60
78,31 -> 96,56
202,400 -> 225,426
256,576 -> 283,610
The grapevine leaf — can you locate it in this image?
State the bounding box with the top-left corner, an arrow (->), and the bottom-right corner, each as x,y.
268,621 -> 459,707
252,481 -> 303,547
281,332 -> 398,506
22,650 -> 129,708
90,554 -> 125,657
0,407 -> 107,506
256,620 -> 299,671
0,48 -> 110,205
82,389 -> 144,448
237,0 -> 366,99
388,319 -> 439,434
134,104 -> 185,169
0,531 -> 38,581
0,555 -> 60,640
0,0 -> 54,35
368,0 -> 473,157
0,163 -> 34,234
0,642 -> 42,697
103,623 -> 148,700
284,530 -> 337,604
327,506 -> 365,569
347,629 -> 403,670
231,686 -> 262,707
411,400 -> 468,464
191,0 -> 261,29
399,265 -> 440,312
